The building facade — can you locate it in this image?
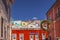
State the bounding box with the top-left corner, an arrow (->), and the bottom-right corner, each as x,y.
0,0 -> 13,40
11,20 -> 48,40
46,0 -> 60,40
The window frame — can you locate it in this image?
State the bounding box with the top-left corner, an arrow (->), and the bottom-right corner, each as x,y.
47,14 -> 53,21
42,33 -> 46,40
29,34 -> 34,40
0,17 -> 4,39
35,34 -> 39,40
12,34 -> 17,40
19,33 -> 24,40
57,7 -> 60,17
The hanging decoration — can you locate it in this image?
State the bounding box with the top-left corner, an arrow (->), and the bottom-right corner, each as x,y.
41,20 -> 50,31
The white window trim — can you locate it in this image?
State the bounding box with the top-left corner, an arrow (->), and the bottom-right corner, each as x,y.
12,34 -> 17,40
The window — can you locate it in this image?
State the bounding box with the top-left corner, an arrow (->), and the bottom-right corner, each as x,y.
12,34 -> 16,40
30,34 -> 34,40
57,7 -> 60,17
35,34 -> 39,40
42,33 -> 46,40
58,7 -> 60,14
56,7 -> 60,19
49,36 -> 51,40
0,17 -> 4,40
0,5 -> 2,13
47,15 -> 52,21
19,33 -> 24,40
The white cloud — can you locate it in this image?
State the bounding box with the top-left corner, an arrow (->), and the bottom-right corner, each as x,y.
32,17 -> 38,20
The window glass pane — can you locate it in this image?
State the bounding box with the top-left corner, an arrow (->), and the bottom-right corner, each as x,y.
58,7 -> 60,12
42,34 -> 46,40
58,7 -> 60,17
1,17 -> 3,37
19,33 -> 24,40
12,34 -> 16,39
0,5 -> 2,13
35,34 -> 39,40
30,34 -> 34,40
47,15 -> 52,21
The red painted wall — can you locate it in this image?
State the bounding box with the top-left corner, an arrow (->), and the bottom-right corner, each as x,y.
46,0 -> 60,40
12,30 -> 48,40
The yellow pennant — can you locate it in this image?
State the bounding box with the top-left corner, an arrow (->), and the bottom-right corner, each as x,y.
21,22 -> 28,26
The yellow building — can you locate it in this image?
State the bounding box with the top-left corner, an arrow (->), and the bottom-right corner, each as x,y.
0,0 -> 14,40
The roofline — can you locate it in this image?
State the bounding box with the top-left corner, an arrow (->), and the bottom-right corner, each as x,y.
46,0 -> 57,15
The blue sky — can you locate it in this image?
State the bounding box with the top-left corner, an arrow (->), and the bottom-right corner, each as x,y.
11,0 -> 56,21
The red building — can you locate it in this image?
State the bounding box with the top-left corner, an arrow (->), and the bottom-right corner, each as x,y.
46,0 -> 60,40
11,20 -> 48,40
